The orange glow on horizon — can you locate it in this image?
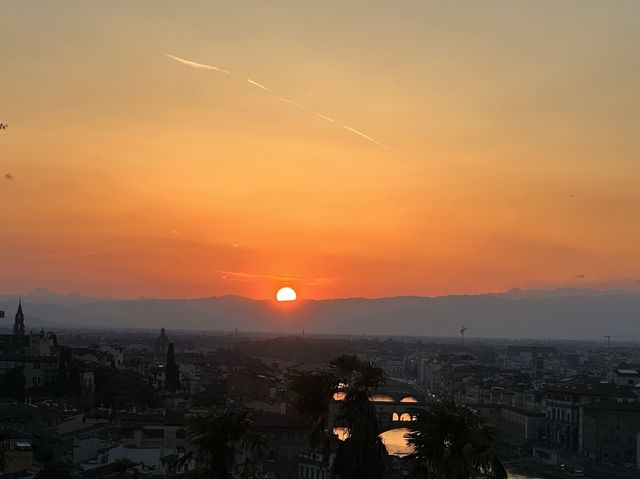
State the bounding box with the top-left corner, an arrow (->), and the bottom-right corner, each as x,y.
1,2 -> 640,299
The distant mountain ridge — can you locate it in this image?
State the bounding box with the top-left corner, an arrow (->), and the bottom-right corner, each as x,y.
0,288 -> 639,339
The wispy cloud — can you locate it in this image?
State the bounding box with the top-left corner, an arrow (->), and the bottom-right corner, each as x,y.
165,53 -> 389,149
218,271 -> 300,282
216,270 -> 333,285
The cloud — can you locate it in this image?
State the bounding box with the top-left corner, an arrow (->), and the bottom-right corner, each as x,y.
216,270 -> 333,285
217,271 -> 299,282
166,53 -> 390,149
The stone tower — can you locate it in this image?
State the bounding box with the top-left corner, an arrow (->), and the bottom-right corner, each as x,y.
13,300 -> 25,335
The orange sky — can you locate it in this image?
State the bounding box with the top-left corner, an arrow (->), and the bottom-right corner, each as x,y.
1,1 -> 639,299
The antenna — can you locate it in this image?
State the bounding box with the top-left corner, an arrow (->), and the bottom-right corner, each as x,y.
460,326 -> 468,346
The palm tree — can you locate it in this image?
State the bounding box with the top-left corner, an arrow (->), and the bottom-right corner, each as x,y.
406,402 -> 507,479
186,409 -> 263,479
332,357 -> 388,479
289,354 -> 389,479
289,370 -> 337,449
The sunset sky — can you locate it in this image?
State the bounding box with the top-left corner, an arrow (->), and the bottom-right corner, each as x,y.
1,1 -> 639,299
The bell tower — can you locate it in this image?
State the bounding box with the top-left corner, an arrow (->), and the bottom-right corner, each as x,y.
13,300 -> 25,335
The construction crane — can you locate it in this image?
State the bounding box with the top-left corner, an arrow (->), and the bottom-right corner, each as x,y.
460,326 -> 468,346
604,335 -> 624,349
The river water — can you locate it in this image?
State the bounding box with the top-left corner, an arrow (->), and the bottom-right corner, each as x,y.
379,429 -> 545,478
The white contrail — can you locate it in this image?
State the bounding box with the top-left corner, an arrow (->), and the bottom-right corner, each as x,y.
247,78 -> 272,92
166,53 -> 390,149
275,96 -> 306,110
340,125 -> 390,149
165,53 -> 233,75
315,112 -> 336,123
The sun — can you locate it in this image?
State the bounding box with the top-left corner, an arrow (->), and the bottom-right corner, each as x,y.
276,287 -> 297,302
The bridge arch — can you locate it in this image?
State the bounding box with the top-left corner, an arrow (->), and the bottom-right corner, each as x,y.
370,394 -> 395,402
379,428 -> 414,456
400,396 -> 418,403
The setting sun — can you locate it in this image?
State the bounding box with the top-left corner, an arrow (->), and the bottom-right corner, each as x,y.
276,287 -> 297,302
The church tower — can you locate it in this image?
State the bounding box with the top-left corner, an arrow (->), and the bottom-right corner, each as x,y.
13,300 -> 25,335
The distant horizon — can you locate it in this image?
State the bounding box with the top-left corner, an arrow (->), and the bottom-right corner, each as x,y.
2,283 -> 640,302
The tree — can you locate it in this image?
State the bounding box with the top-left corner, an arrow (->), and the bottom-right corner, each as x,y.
330,356 -> 388,479
94,368 -> 158,409
406,402 -> 507,479
289,354 -> 389,479
34,464 -> 72,479
186,409 -> 263,479
289,370 -> 337,449
165,342 -> 180,392
0,367 -> 26,400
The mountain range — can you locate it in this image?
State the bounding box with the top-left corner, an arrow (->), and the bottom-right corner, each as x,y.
0,288 -> 639,340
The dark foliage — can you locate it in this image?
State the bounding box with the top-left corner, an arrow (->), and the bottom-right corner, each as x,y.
289,354 -> 389,479
186,409 -> 263,479
94,367 -> 158,409
165,342 -> 180,392
0,367 -> 26,400
406,402 -> 507,479
34,464 -> 72,479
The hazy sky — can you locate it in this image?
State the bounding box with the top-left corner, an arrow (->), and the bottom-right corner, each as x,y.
1,1 -> 639,299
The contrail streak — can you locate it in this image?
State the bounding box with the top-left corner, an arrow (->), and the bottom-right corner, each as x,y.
165,53 -> 232,75
247,78 -> 272,92
340,125 -> 390,149
166,53 -> 389,149
315,112 -> 336,123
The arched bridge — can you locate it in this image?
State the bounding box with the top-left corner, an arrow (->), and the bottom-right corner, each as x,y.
332,391 -> 434,432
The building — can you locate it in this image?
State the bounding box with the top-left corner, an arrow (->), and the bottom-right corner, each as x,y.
0,302 -> 59,389
114,411 -> 186,449
228,369 -> 280,403
545,381 -> 638,452
0,403 -> 66,462
0,437 -> 33,474
580,400 -> 640,466
500,406 -> 545,442
608,369 -> 640,387
251,411 -> 311,479
298,451 -> 335,479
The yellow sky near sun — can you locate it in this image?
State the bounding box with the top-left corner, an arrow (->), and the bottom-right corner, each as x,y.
1,1 -> 639,298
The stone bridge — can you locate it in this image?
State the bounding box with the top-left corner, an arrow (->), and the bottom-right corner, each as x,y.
332,391 -> 434,433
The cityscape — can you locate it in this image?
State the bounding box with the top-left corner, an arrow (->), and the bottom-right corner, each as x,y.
2,1 -> 640,478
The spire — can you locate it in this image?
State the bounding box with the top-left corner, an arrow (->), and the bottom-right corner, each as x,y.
13,299 -> 25,335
